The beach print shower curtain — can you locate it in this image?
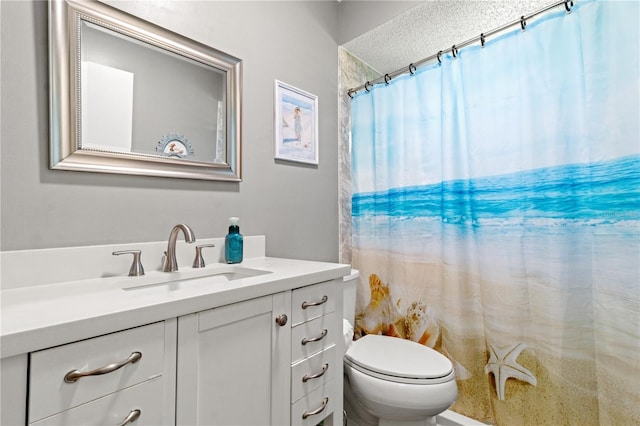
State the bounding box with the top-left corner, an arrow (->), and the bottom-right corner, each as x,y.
350,1 -> 639,424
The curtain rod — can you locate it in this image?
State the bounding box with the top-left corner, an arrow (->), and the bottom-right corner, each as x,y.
347,0 -> 574,98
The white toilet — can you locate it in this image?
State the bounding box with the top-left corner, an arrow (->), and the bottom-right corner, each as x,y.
342,270 -> 458,426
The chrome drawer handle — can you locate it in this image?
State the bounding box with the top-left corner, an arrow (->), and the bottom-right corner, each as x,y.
64,351 -> 142,383
302,329 -> 327,345
118,409 -> 141,426
302,397 -> 329,419
302,363 -> 329,383
302,295 -> 328,309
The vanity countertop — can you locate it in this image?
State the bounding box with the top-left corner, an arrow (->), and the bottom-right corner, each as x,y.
0,257 -> 350,359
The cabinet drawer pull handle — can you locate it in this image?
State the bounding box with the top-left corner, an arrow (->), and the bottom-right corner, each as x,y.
302,397 -> 329,419
302,295 -> 328,309
302,329 -> 328,345
64,351 -> 142,383
118,409 -> 141,426
302,363 -> 329,382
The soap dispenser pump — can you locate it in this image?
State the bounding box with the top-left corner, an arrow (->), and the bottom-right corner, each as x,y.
225,217 -> 243,264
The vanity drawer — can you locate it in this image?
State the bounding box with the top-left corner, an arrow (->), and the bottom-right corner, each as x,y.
291,344 -> 336,403
30,376 -> 164,426
29,322 -> 165,423
291,379 -> 335,426
291,280 -> 336,326
291,312 -> 336,363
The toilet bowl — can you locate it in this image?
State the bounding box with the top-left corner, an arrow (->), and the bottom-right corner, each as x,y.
342,271 -> 458,425
344,334 -> 457,424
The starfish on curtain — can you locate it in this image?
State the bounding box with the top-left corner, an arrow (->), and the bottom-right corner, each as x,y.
485,342 -> 537,400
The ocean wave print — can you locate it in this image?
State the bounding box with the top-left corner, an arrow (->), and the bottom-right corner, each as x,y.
352,155 -> 640,227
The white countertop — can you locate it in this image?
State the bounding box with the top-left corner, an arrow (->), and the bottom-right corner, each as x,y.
1,257 -> 350,359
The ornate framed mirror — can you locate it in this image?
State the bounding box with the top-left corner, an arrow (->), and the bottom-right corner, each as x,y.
49,0 -> 242,181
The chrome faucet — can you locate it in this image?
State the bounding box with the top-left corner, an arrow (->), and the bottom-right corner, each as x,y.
163,224 -> 196,272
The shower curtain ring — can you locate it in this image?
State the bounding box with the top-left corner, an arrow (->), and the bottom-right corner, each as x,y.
409,64 -> 416,75
564,0 -> 573,12
437,50 -> 442,64
384,74 -> 391,85
364,81 -> 372,92
480,33 -> 486,47
520,15 -> 527,31
347,89 -> 355,99
451,45 -> 458,58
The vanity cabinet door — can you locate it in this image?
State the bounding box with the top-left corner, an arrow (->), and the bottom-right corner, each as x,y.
176,292 -> 291,426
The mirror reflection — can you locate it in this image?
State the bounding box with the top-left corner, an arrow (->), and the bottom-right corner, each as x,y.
80,21 -> 226,164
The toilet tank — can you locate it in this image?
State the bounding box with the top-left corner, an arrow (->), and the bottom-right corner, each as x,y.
343,269 -> 359,325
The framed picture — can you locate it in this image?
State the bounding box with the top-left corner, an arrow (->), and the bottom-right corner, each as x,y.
274,80 -> 318,165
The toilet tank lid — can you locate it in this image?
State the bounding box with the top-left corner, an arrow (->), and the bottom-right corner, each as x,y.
345,334 -> 453,379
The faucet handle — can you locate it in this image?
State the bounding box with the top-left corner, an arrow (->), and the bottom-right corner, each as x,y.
192,244 -> 216,268
113,250 -> 145,277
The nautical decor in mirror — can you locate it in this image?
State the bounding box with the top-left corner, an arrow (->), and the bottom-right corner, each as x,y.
157,133 -> 194,159
49,0 -> 242,181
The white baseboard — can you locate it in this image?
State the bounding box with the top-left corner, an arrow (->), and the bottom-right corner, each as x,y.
437,410 -> 490,426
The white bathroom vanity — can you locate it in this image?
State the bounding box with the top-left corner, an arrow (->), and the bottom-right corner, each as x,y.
0,236 -> 349,425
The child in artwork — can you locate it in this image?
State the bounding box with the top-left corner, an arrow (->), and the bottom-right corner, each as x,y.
294,107 -> 302,141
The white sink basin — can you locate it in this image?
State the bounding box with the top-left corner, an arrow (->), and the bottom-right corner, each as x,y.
121,265 -> 271,291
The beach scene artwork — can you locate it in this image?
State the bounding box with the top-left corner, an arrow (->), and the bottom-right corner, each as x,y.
350,3 -> 639,424
275,80 -> 318,164
351,155 -> 640,424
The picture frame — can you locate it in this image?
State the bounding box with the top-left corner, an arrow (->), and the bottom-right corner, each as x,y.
274,80 -> 319,165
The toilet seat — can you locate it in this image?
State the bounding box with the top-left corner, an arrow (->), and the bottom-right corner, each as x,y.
345,334 -> 454,384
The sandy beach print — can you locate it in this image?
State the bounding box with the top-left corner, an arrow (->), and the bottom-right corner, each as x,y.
349,154 -> 640,425
351,246 -> 640,425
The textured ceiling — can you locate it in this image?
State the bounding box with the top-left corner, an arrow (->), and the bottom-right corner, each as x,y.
343,0 -> 555,75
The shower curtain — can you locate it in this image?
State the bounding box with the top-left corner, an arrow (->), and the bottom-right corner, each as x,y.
349,1 -> 639,424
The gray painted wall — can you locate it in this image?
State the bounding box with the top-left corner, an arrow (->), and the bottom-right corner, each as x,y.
0,1 -> 340,262
338,1 -> 422,45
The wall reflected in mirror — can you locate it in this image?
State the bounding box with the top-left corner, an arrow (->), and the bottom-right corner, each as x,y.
80,21 -> 226,164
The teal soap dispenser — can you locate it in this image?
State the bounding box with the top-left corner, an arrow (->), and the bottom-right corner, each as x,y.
225,217 -> 243,264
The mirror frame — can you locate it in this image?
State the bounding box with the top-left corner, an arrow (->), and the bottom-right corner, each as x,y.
49,0 -> 242,181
